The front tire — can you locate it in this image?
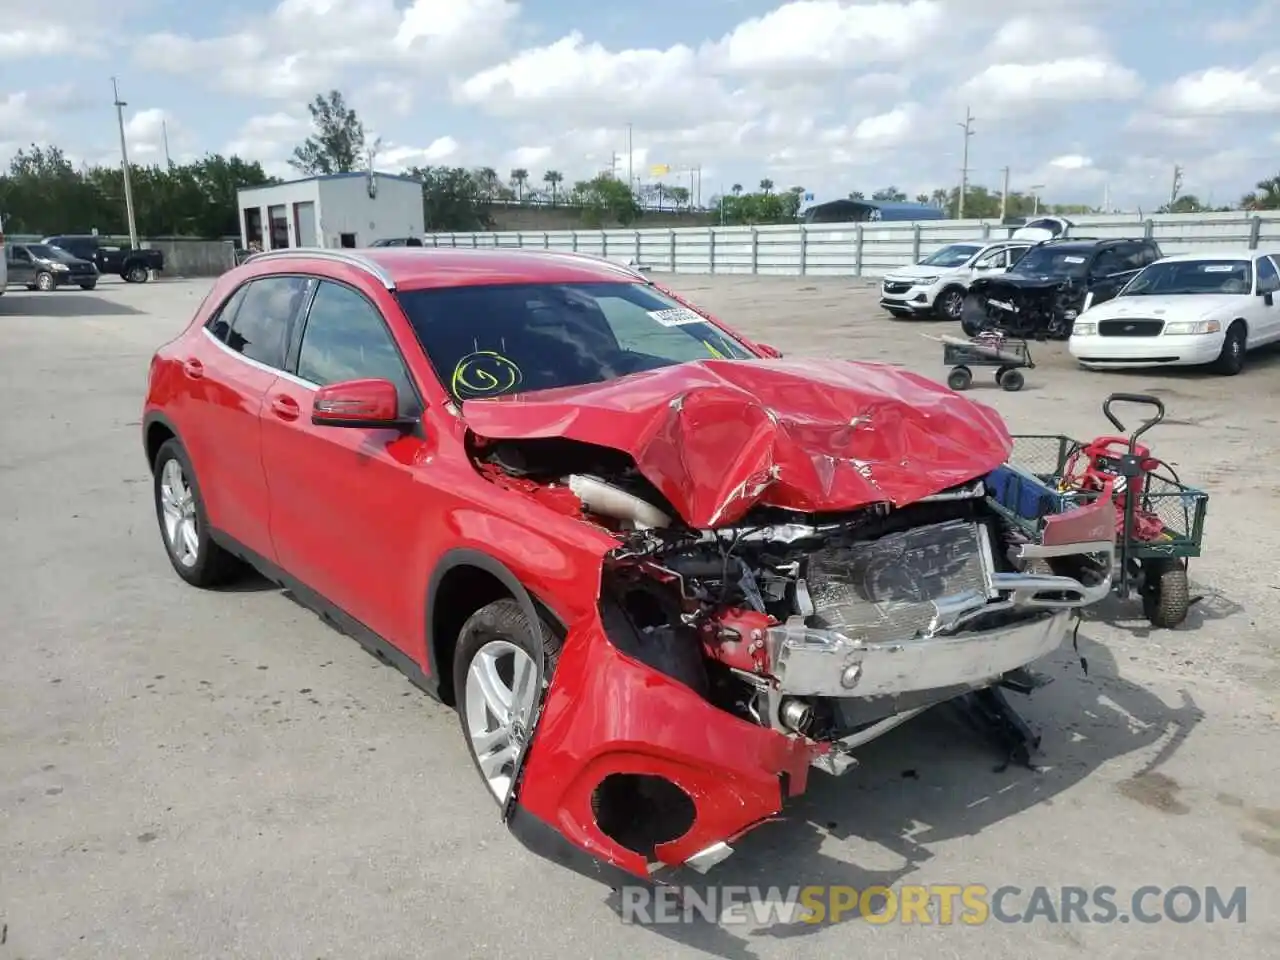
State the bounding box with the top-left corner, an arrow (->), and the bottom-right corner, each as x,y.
1211,321 -> 1246,375
935,285 -> 966,320
152,438 -> 243,587
453,598 -> 560,807
35,271 -> 54,291
1141,558 -> 1190,628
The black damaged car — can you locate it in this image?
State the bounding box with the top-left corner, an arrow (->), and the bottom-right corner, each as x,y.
961,237 -> 1163,340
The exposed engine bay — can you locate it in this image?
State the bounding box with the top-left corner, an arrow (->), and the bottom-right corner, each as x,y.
474,435 -> 1113,774
963,276 -> 1085,341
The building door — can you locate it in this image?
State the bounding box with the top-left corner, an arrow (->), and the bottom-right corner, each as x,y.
268,205 -> 289,249
293,202 -> 317,247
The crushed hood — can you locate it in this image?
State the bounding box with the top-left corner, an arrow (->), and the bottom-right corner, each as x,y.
461,358 -> 1012,528
973,274 -> 1071,295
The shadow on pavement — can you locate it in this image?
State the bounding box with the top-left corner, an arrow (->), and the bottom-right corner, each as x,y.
609,633 -> 1202,959
0,291 -> 145,317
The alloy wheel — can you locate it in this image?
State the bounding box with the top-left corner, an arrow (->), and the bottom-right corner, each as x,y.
464,639 -> 540,804
159,458 -> 200,567
943,290 -> 964,318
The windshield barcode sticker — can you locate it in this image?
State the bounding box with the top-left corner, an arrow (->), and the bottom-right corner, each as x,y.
649,307 -> 704,326
1062,256 -> 1085,263
1201,265 -> 1237,272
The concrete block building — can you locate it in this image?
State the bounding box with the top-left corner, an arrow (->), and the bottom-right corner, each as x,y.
237,172 -> 424,250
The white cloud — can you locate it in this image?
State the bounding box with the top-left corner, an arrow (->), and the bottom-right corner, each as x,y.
709,0 -> 945,73
982,17 -> 1104,60
0,26 -> 80,58
135,0 -> 520,99
380,137 -> 460,168
956,58 -> 1143,115
1049,154 -> 1093,170
1161,63 -> 1280,116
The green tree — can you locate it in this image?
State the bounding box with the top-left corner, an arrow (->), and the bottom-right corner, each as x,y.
1241,174 -> 1280,210
408,165 -> 494,231
509,168 -> 529,201
573,174 -> 640,227
289,90 -> 366,175
871,186 -> 907,202
543,169 -> 563,205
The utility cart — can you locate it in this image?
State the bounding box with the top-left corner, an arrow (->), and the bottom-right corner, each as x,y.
985,394 -> 1209,628
933,331 -> 1035,392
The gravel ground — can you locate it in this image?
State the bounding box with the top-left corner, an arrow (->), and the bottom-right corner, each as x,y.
1,275 -> 1276,960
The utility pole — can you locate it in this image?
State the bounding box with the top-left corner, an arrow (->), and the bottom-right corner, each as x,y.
1102,182 -> 1110,214
1170,164 -> 1183,207
999,165 -> 1009,220
112,76 -> 139,249
161,119 -> 172,168
957,106 -> 974,219
626,123 -> 633,192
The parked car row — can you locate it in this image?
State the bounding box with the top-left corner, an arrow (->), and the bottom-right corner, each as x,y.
883,220 -> 1280,376
2,234 -> 165,292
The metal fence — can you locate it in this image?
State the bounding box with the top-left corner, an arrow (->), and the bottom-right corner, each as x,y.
423,212 -> 1280,278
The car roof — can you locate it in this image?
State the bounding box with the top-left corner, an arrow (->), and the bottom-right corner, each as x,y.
242,247 -> 649,291
1157,250 -> 1269,262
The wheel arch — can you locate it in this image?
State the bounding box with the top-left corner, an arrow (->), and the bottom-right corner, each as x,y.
425,548 -> 567,706
142,411 -> 181,473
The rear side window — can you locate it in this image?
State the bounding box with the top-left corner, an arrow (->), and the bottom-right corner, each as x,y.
1257,256 -> 1279,293
225,275 -> 311,370
296,280 -> 418,414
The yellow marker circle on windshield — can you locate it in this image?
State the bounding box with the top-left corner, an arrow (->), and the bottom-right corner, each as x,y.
451,351 -> 523,399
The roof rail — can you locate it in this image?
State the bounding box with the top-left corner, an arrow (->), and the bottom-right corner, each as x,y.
241,247 -> 395,289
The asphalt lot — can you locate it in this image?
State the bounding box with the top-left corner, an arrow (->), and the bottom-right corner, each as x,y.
1,276 -> 1277,960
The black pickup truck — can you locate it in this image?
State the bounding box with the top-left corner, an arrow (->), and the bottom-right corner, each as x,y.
42,235 -> 164,283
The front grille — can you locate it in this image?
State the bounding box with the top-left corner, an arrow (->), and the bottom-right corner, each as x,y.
882,281 -> 912,294
1098,318 -> 1163,337
806,519 -> 995,644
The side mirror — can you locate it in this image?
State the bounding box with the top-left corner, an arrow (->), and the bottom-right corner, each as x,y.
1263,291 -> 1274,306
756,342 -> 783,359
312,378 -> 413,429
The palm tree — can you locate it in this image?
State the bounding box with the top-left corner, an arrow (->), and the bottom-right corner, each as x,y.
509,168 -> 529,202
731,183 -> 743,196
477,167 -> 500,198
759,178 -> 774,194
1242,174 -> 1280,210
543,169 -> 563,205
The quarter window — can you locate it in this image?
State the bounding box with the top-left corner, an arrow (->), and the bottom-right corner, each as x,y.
296,281 -> 418,414
224,276 -> 310,369
205,283 -> 250,343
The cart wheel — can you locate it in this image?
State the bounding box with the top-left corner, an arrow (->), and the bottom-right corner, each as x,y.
947,366 -> 973,391
1000,369 -> 1025,392
1141,558 -> 1190,628
995,365 -> 1009,384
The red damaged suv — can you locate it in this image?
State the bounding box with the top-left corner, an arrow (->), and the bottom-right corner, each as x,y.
142,248 -> 1114,885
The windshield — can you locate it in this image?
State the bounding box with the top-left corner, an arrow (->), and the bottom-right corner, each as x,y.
920,244 -> 981,267
27,244 -> 75,261
397,281 -> 757,401
1008,246 -> 1089,278
1120,259 -> 1253,296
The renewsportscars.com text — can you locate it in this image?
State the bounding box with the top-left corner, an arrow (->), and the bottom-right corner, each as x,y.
619,884 -> 1248,926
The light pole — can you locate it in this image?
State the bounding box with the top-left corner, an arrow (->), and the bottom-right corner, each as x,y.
626,123 -> 633,191
1029,184 -> 1045,216
111,76 -> 139,249
957,106 -> 974,219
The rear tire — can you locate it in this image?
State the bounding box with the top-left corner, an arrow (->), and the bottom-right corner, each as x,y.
1211,321 -> 1246,375
125,264 -> 150,283
1000,369 -> 1025,391
1141,558 -> 1190,628
453,598 -> 560,807
152,438 -> 243,587
947,366 -> 973,391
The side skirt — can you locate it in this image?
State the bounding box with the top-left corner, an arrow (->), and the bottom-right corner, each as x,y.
209,529 -> 442,701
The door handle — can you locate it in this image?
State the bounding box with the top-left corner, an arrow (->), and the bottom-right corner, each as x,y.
270,395 -> 300,421
182,358 -> 203,379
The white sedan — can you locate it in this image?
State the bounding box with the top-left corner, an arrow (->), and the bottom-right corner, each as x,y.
1069,250 -> 1280,375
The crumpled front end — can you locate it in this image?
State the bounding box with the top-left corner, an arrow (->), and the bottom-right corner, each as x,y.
964,276 -> 1084,340
469,359 -> 1114,882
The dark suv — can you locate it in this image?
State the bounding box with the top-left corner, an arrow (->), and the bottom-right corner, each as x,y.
962,238 -> 1163,340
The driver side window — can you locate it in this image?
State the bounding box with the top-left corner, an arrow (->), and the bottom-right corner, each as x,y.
295,280 -> 419,415
1090,248 -> 1126,277
1257,256 -> 1280,294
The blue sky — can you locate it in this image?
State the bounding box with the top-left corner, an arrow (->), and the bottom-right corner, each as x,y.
2,0 -> 1278,210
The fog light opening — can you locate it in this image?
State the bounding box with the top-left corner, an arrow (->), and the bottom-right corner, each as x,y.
590,773 -> 696,857
840,663 -> 863,689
